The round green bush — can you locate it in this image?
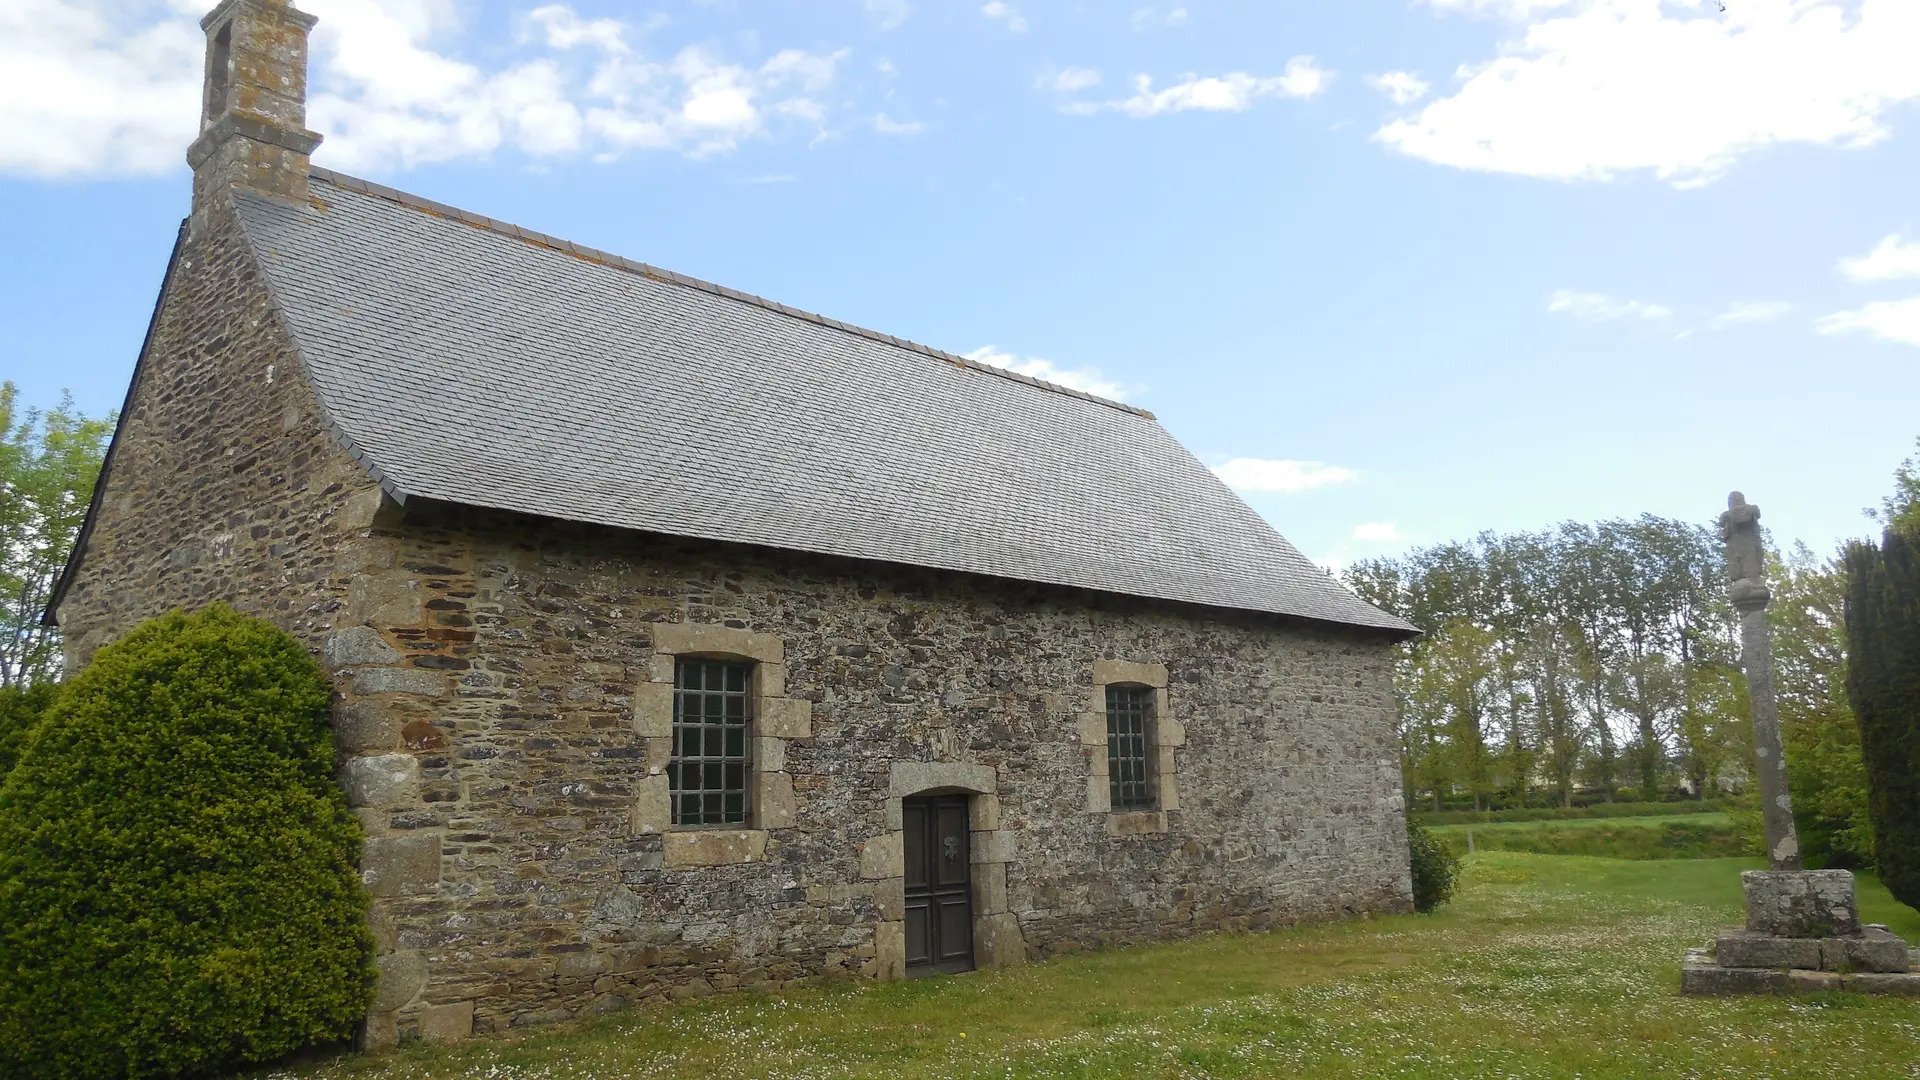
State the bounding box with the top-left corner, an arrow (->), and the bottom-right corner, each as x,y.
0,681 -> 57,780
0,605 -> 374,1079
1407,818 -> 1460,913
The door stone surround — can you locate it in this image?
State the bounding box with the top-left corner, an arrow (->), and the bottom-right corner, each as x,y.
862,760 -> 1025,978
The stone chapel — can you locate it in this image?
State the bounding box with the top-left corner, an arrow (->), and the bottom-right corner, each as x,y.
46,0 -> 1418,1046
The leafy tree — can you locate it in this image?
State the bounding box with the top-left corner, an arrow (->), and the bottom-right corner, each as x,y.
0,605 -> 374,1079
1767,544 -> 1872,867
0,384 -> 114,686
1412,621 -> 1499,810
1871,437 -> 1920,532
1844,526 -> 1920,908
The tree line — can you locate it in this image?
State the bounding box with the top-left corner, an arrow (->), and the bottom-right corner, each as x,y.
1342,442 -> 1919,881
1343,517 -> 1756,811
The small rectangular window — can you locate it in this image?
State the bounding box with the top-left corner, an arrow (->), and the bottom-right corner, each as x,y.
669,659 -> 753,826
1106,685 -> 1154,811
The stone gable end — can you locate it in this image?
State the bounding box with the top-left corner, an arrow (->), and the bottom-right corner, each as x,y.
53,190 -> 386,664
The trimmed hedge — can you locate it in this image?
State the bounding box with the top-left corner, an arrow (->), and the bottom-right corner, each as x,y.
1413,800 -> 1727,827
0,682 -> 56,779
1407,819 -> 1459,913
1434,820 -> 1746,861
0,605 -> 374,1079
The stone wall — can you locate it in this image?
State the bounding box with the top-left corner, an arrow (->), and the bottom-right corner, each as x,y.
56,190 -> 1412,1049
331,501 -> 1413,1043
52,189 -> 384,667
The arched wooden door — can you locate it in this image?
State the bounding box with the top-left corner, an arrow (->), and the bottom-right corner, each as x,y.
902,794 -> 974,976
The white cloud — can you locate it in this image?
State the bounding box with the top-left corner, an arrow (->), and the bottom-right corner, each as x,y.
527,4 -> 628,54
1130,7 -> 1189,30
1046,67 -> 1103,93
1548,289 -> 1673,322
981,2 -> 1028,32
1818,298 -> 1920,346
1353,522 -> 1402,542
1380,0 -> 1920,188
873,112 -> 923,135
1840,235 -> 1920,282
320,6 -> 849,168
1710,300 -> 1794,328
863,0 -> 912,30
964,346 -> 1125,400
1367,71 -> 1430,105
1211,458 -> 1359,494
0,0 -> 202,177
0,0 -> 851,178
1425,0 -> 1580,14
1064,58 -> 1331,118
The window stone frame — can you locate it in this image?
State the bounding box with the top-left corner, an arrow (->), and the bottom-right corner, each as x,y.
1080,659 -> 1183,836
630,623 -> 810,867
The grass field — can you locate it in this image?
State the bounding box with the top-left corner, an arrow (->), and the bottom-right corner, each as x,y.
263,855 -> 1920,1080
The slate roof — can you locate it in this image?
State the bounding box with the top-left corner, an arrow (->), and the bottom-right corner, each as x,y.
229,169 -> 1412,634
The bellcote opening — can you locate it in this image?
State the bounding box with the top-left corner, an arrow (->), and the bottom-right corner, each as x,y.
204,22 -> 232,125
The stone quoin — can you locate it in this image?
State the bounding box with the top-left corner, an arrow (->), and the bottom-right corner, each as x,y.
45,0 -> 1420,1046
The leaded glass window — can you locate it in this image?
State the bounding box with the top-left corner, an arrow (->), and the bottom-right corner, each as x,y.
1106,684 -> 1154,811
670,659 -> 753,826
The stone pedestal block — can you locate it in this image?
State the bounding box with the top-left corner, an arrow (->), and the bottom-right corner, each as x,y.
1714,927 -> 1910,973
1829,927 -> 1912,972
1742,869 -> 1861,937
1684,948 -> 1920,996
1853,971 -> 1920,996
1716,929 -> 1823,970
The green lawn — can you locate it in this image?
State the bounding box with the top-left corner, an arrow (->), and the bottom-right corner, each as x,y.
266,855 -> 1920,1080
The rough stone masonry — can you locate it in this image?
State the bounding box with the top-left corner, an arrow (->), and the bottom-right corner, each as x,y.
47,0 -> 1418,1048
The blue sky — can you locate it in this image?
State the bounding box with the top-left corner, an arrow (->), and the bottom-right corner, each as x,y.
4,0 -> 1918,567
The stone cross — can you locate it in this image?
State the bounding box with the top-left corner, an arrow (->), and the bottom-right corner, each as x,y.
1721,493 -> 1800,871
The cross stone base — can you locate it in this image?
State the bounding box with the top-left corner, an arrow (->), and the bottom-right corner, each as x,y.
1681,869 -> 1920,996
1682,948 -> 1920,996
